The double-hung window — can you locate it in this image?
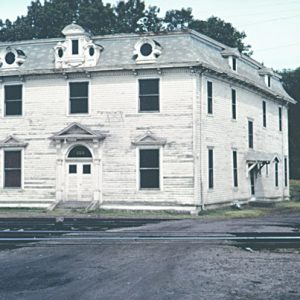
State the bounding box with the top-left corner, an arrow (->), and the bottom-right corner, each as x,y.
262,101 -> 266,127
207,81 -> 213,114
232,150 -> 238,187
208,148 -> 214,189
4,85 -> 22,116
139,149 -> 160,189
139,79 -> 159,112
248,120 -> 254,149
69,82 -> 89,114
4,150 -> 22,188
231,89 -> 236,119
279,107 -> 282,131
275,159 -> 279,187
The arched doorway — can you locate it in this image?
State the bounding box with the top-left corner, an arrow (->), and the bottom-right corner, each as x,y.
66,145 -> 93,201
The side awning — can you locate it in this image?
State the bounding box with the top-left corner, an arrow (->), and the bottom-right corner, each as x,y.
245,151 -> 280,177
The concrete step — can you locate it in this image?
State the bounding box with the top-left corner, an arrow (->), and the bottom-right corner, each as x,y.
56,201 -> 92,209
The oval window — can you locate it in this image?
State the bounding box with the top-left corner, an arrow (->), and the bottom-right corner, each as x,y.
89,47 -> 95,56
58,48 -> 64,58
68,145 -> 92,158
140,43 -> 153,56
5,52 -> 16,65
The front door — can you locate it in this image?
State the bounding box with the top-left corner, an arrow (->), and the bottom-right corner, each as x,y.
66,162 -> 93,201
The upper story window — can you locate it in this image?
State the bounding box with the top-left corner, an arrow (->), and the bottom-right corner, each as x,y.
262,100 -> 266,127
248,120 -> 254,149
139,79 -> 159,112
4,85 -> 22,116
267,75 -> 271,87
139,149 -> 160,189
231,89 -> 236,119
232,57 -> 237,71
4,150 -> 22,188
72,40 -> 79,55
69,82 -> 89,114
207,81 -> 213,114
279,107 -> 282,131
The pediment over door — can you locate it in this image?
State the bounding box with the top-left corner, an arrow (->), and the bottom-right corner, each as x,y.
50,122 -> 106,143
0,135 -> 28,148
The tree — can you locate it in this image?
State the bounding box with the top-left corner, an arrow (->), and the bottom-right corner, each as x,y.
281,68 -> 300,179
0,0 -> 251,55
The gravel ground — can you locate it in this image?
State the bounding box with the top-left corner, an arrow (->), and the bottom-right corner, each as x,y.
0,212 -> 299,300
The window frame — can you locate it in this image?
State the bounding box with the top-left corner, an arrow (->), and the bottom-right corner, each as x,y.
231,88 -> 237,120
208,148 -> 214,189
279,106 -> 282,132
232,57 -> 237,71
72,39 -> 79,55
248,120 -> 254,149
207,81 -> 213,115
2,148 -> 24,189
262,100 -> 267,128
284,157 -> 288,187
138,78 -> 160,113
275,159 -> 279,187
232,150 -> 238,188
68,80 -> 90,116
2,83 -> 24,118
137,146 -> 163,191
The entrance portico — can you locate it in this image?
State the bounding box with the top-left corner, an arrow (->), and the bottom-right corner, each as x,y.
50,122 -> 106,203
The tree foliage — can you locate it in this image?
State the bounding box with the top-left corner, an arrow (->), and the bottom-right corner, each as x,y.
281,68 -> 300,179
0,0 -> 251,54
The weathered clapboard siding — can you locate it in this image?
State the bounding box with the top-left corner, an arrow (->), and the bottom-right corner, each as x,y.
200,73 -> 289,207
0,25 -> 294,211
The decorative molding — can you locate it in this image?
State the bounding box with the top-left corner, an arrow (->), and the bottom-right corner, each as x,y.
132,131 -> 166,146
50,122 -> 106,142
133,38 -> 162,64
0,135 -> 28,148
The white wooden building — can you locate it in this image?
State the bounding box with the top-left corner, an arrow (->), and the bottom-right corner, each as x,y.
0,24 -> 295,212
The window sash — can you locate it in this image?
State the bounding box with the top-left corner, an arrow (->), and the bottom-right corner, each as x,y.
207,81 -> 213,114
4,85 -> 22,116
69,82 -> 89,114
139,79 -> 159,112
262,101 -> 266,127
232,89 -> 236,119
233,151 -> 238,187
139,149 -> 160,189
4,151 -> 22,188
208,149 -> 214,189
248,121 -> 253,148
232,57 -> 237,71
72,40 -> 79,55
279,107 -> 282,131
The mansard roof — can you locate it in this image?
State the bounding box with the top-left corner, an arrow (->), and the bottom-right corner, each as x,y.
0,26 -> 295,104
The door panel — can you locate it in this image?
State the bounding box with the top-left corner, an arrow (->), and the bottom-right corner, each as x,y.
66,162 -> 93,201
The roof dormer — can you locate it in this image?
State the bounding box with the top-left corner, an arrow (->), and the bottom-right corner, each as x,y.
0,47 -> 27,70
221,47 -> 240,72
258,67 -> 274,88
133,38 -> 162,64
54,23 -> 103,69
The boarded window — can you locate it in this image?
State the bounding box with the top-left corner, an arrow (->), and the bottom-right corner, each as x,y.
208,149 -> 214,189
207,81 -> 213,114
139,149 -> 159,189
248,120 -> 253,149
5,85 -> 22,116
232,89 -> 236,119
233,151 -> 238,187
4,150 -> 21,188
139,79 -> 159,112
69,82 -> 88,114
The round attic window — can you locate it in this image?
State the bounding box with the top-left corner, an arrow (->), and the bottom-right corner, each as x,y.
140,43 -> 152,56
5,52 -> 16,65
89,47 -> 95,56
58,48 -> 64,58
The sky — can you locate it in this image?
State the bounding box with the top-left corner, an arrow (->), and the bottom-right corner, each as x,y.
0,0 -> 299,70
